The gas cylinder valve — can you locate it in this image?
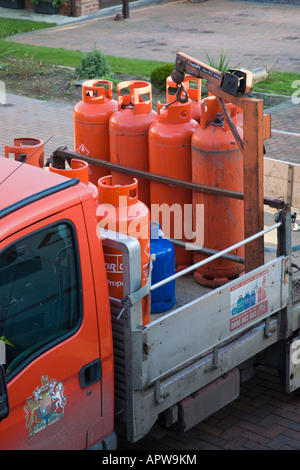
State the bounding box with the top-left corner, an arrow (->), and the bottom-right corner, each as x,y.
163,83 -> 189,109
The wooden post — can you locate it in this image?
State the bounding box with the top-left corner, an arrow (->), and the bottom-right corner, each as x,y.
122,0 -> 129,18
242,98 -> 265,272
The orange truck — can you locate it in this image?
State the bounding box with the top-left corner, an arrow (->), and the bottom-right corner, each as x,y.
0,53 -> 299,450
0,154 -> 299,450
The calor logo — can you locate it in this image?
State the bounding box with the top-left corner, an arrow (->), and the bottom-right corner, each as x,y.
105,254 -> 123,273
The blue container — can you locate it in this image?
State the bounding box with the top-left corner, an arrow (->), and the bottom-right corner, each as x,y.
244,292 -> 250,310
150,222 -> 176,313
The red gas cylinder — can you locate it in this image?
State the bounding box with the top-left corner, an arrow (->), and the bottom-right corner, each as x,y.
149,100 -> 199,271
207,90 -> 243,127
97,175 -> 150,325
49,158 -> 98,201
5,137 -> 44,168
166,75 -> 202,123
109,80 -> 157,209
73,80 -> 118,186
192,95 -> 244,288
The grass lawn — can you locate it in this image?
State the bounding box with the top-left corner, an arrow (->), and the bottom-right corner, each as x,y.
0,17 -> 56,38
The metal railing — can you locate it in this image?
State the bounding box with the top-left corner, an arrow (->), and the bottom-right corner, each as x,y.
150,222 -> 282,292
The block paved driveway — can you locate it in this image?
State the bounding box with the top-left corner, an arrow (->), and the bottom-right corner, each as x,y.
2,0 -> 300,450
8,0 -> 300,72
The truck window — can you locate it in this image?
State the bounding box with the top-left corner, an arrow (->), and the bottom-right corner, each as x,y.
0,223 -> 81,376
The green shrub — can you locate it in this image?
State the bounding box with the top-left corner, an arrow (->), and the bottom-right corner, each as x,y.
204,49 -> 242,73
75,47 -> 111,80
150,63 -> 174,89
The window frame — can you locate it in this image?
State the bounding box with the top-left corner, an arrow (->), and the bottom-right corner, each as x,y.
0,219 -> 83,382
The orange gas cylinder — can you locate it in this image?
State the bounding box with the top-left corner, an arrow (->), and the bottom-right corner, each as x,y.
73,80 -> 118,186
5,137 -> 44,168
148,100 -> 199,271
192,95 -> 244,288
207,90 -> 243,127
109,80 -> 157,208
49,158 -> 98,201
166,75 -> 202,123
97,175 -> 150,325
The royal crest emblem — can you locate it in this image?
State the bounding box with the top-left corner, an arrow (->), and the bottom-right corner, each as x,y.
24,376 -> 67,436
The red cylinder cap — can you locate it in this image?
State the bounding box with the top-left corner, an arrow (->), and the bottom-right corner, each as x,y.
82,80 -> 113,104
98,175 -> 138,206
49,159 -> 89,185
117,80 -> 153,115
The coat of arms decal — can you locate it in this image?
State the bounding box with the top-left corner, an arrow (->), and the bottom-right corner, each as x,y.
24,375 -> 67,436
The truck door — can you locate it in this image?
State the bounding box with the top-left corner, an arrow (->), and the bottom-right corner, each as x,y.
0,207 -> 104,450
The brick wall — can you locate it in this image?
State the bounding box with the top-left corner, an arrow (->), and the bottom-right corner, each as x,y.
25,0 -> 101,16
75,0 -> 100,15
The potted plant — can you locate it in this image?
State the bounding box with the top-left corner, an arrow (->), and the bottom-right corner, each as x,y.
32,0 -> 66,14
0,0 -> 24,9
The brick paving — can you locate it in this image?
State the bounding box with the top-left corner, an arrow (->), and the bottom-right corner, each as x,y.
117,366 -> 300,450
1,0 -> 300,450
1,94 -> 74,161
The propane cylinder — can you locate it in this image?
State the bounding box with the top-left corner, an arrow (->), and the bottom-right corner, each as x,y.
97,175 -> 150,325
150,222 -> 175,314
149,100 -> 199,271
192,95 -> 244,288
49,158 -> 98,201
207,90 -> 243,128
109,80 -> 157,208
73,80 -> 118,186
166,75 -> 202,123
5,137 -> 44,168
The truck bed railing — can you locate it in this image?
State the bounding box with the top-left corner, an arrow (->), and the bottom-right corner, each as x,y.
151,221 -> 282,292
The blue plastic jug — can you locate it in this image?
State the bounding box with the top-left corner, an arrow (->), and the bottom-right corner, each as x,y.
150,222 -> 176,313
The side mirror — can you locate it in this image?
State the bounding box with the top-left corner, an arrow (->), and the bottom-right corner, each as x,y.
0,363 -> 9,421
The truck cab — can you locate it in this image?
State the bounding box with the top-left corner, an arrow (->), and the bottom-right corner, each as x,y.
0,158 -> 116,450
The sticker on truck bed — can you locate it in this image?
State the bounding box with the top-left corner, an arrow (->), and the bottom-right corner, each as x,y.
230,270 -> 268,331
24,376 -> 66,436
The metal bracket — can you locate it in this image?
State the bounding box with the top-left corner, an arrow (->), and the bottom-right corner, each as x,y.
205,346 -> 221,373
154,380 -> 169,406
264,317 -> 276,338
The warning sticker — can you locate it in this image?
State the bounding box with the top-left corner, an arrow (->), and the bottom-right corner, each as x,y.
77,144 -> 89,155
230,269 -> 268,331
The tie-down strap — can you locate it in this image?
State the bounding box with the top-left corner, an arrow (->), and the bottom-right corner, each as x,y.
118,254 -> 156,319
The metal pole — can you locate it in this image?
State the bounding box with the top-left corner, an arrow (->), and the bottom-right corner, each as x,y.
150,222 -> 281,292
